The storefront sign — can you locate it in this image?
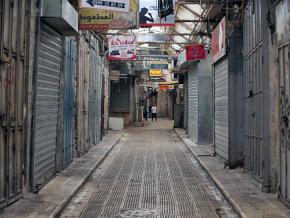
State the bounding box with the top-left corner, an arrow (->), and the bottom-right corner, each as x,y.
80,0 -> 131,12
139,0 -> 175,27
186,44 -> 206,61
108,35 -> 137,60
212,17 -> 226,63
159,85 -> 175,91
79,0 -> 138,30
149,69 -> 163,77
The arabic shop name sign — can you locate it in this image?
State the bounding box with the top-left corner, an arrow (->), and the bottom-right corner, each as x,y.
80,0 -> 131,12
177,44 -> 206,66
149,69 -> 163,77
108,35 -> 137,61
79,0 -> 138,30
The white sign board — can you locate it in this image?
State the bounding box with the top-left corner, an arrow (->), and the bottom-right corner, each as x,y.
80,0 -> 131,13
108,35 -> 137,60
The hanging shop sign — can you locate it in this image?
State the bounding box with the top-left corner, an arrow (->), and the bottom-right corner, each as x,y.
212,17 -> 226,63
177,44 -> 206,66
159,85 -> 175,91
149,69 -> 163,77
108,35 -> 137,60
80,0 -> 131,12
79,0 -> 138,30
143,57 -> 168,69
139,0 -> 175,27
186,44 -> 206,61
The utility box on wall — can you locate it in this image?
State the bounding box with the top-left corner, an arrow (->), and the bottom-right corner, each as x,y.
41,0 -> 79,36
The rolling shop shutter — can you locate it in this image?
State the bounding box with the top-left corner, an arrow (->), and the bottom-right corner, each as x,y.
214,58 -> 229,160
110,78 -> 131,112
31,23 -> 62,191
187,65 -> 199,142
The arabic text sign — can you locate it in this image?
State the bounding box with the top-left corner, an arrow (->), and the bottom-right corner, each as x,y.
79,0 -> 138,30
149,69 -> 163,77
108,35 -> 137,60
186,44 -> 206,61
80,0 -> 131,12
212,17 -> 226,63
139,0 -> 175,27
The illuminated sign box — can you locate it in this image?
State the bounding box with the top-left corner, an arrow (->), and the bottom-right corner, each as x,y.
149,69 -> 163,77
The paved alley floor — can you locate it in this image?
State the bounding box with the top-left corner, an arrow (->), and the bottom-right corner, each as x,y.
60,120 -> 238,218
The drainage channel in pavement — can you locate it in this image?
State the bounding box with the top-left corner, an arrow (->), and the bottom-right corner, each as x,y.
60,128 -> 239,218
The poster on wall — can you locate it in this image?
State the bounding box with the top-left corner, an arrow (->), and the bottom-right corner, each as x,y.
80,0 -> 131,12
212,17 -> 226,63
79,0 -> 138,30
139,0 -> 175,27
108,35 -> 137,60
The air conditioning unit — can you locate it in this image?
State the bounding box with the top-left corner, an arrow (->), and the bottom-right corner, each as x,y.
41,0 -> 78,36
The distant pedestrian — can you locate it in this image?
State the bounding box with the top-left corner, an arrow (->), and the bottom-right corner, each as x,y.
151,105 -> 157,121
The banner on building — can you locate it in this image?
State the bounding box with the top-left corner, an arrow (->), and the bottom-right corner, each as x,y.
108,35 -> 137,60
139,0 -> 175,27
212,17 -> 226,63
80,0 -> 131,12
149,69 -> 163,77
79,0 -> 138,30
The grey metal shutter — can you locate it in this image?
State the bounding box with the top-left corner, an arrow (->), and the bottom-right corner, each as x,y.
183,74 -> 188,130
32,23 -> 62,191
214,58 -> 229,160
110,78 -> 130,112
187,65 -> 199,142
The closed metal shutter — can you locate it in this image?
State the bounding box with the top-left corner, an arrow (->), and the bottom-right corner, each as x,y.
110,78 -> 131,112
214,58 -> 229,160
31,23 -> 62,191
243,1 -> 264,181
187,65 -> 199,142
0,0 -> 30,209
183,74 -> 188,129
63,38 -> 76,167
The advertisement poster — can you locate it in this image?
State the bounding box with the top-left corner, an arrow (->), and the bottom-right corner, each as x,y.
79,0 -> 138,30
212,17 -> 226,63
108,35 -> 137,60
139,0 -> 175,27
80,0 -> 131,13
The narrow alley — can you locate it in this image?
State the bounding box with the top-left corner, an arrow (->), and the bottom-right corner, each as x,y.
3,0 -> 290,217
60,120 -> 237,218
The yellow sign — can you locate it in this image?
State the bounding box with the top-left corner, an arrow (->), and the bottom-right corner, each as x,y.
79,0 -> 138,30
149,69 -> 162,77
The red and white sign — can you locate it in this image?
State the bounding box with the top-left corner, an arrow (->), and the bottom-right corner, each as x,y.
108,35 -> 137,61
212,17 -> 226,63
177,44 -> 206,66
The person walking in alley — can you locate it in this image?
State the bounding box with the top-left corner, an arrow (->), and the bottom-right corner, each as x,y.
151,105 -> 157,121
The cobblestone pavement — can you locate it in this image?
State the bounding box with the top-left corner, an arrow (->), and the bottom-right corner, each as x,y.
61,121 -> 238,218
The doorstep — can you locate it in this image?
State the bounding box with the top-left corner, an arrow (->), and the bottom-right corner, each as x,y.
3,131 -> 124,218
174,128 -> 290,218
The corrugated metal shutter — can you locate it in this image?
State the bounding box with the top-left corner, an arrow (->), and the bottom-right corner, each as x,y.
187,65 -> 199,142
183,74 -> 188,130
31,23 -> 62,191
63,38 -> 76,167
110,78 -> 130,112
214,58 -> 229,160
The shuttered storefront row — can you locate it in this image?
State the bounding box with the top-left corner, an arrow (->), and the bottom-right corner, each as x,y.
31,23 -> 62,191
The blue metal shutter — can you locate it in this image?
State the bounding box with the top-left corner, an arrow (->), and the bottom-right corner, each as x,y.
214,58 -> 229,160
32,23 -> 62,191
